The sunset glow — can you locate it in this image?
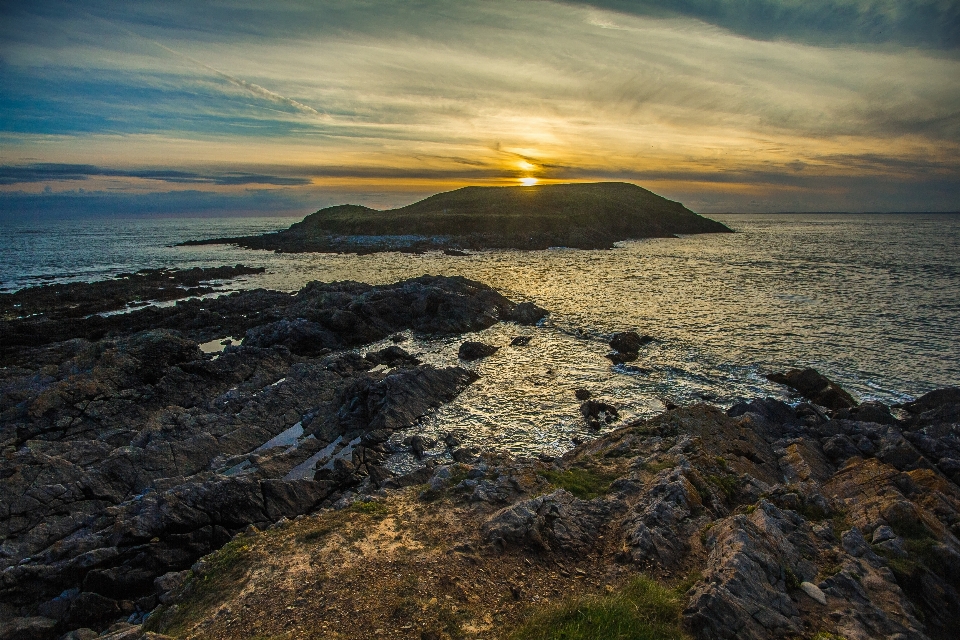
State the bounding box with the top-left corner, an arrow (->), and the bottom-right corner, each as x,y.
0,1 -> 957,217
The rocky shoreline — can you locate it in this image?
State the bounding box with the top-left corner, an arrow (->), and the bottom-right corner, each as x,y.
1,270 -> 958,640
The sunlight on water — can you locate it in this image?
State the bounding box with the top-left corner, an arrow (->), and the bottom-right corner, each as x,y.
3,213 -> 958,456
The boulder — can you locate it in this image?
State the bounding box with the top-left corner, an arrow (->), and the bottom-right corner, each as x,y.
458,342 -> 499,361
766,368 -> 857,410
609,331 -> 652,354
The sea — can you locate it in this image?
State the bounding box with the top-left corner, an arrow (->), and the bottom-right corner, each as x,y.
2,213 -> 958,458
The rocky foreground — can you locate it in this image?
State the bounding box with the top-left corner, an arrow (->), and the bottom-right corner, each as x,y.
0,274 -> 545,639
182,182 -> 732,254
1,272 -> 959,640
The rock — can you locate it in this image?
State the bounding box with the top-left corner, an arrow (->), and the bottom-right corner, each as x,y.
365,346 -> 421,368
243,318 -> 339,356
580,400 -> 619,429
458,341 -> 499,361
609,331 -> 652,354
505,301 -> 548,325
409,436 -> 431,459
623,467 -> 701,567
872,525 -> 896,543
367,465 -> 395,488
766,368 -> 857,410
833,401 -> 898,425
443,433 -> 462,448
481,490 -> 613,553
509,336 -> 532,347
574,389 -> 591,401
0,617 -> 57,640
799,581 -> 827,605
65,592 -> 120,628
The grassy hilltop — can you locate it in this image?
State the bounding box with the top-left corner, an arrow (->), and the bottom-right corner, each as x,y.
185,182 -> 731,253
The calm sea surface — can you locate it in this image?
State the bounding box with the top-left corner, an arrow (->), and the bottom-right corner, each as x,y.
3,214 -> 958,456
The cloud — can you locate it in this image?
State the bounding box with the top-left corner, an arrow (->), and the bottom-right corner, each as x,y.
570,0 -> 960,48
0,164 -> 311,186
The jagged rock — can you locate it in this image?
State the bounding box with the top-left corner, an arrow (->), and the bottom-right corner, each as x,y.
457,341 -> 499,361
623,467 -> 703,567
481,490 -> 615,553
766,368 -> 858,410
574,389 -> 591,401
509,336 -> 532,347
833,401 -> 898,425
243,318 -> 338,355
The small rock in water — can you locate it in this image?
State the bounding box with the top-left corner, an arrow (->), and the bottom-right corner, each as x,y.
580,399 -> 620,429
510,335 -> 532,346
458,341 -> 499,360
609,331 -> 653,353
574,389 -> 592,401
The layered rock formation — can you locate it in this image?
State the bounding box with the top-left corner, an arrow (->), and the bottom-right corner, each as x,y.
0,275 -> 546,639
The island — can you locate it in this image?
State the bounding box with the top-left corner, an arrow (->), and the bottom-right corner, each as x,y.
182,182 -> 732,253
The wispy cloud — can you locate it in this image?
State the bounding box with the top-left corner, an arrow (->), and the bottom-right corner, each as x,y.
0,164 -> 311,186
0,0 -> 957,213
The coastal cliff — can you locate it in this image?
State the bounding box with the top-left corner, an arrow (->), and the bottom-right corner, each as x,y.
182,182 -> 732,253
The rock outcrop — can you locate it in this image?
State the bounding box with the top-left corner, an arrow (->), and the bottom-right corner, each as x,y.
0,275 -> 543,638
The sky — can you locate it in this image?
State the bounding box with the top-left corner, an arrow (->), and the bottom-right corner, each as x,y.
1,0 -> 958,217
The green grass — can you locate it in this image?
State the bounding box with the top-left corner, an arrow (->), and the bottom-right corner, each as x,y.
706,474 -> 741,500
347,500 -> 389,517
508,575 -> 688,640
539,467 -> 619,500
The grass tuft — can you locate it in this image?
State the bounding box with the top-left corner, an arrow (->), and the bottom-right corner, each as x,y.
508,575 -> 688,640
538,467 -> 619,500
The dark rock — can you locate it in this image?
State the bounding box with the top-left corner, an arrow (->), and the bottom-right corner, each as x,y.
458,341 -> 499,361
580,400 -> 619,429
364,345 -> 420,368
367,465 -> 395,488
574,389 -> 592,401
901,387 -> 960,414
505,302 -> 548,325
243,318 -> 338,355
609,331 -> 652,354
65,592 -> 119,629
766,368 -> 857,410
0,617 -> 57,640
509,336 -> 532,347
442,248 -> 469,256
833,401 -> 898,425
409,436 -> 431,459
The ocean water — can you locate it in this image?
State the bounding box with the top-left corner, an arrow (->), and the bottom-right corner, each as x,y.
3,213 -> 958,457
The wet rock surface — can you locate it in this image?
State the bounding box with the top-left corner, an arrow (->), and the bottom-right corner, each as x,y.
0,266 -> 264,323
0,274 -> 541,638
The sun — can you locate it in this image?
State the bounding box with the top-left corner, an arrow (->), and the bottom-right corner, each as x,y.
520,177 -> 538,186
517,160 -> 536,171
